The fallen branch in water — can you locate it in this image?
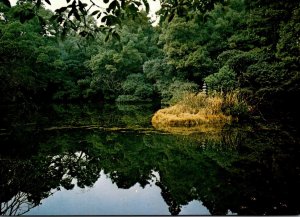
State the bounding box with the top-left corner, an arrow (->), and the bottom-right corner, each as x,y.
43,125 -> 164,134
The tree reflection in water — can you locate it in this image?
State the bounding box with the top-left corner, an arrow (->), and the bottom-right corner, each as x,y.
1,192 -> 39,215
0,150 -> 100,215
0,104 -> 299,215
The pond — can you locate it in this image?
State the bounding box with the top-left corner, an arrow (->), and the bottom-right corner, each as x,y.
0,103 -> 299,215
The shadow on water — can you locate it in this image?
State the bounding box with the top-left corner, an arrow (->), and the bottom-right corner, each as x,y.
0,103 -> 299,215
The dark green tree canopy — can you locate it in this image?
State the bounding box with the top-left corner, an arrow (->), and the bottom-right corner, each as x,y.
1,0 -> 299,117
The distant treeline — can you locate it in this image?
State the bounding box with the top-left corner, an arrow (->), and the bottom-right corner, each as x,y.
0,0 -> 299,117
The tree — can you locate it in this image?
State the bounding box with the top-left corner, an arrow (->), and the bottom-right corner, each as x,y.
80,12 -> 161,101
116,73 -> 154,102
221,0 -> 300,114
158,0 -> 246,87
0,3 -> 64,103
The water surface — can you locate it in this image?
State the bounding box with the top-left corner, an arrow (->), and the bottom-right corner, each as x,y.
0,103 -> 299,215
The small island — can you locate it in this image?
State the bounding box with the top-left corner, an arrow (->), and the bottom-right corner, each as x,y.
152,91 -> 249,133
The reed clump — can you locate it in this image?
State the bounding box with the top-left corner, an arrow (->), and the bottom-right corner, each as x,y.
152,91 -> 249,131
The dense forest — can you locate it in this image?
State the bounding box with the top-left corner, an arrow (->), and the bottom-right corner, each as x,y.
1,1 -> 300,215
0,0 -> 299,119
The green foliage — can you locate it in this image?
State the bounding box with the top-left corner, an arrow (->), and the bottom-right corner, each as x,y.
82,14 -> 160,101
166,80 -> 199,105
1,0 -> 299,118
205,65 -> 237,92
0,5 -> 63,103
158,0 -> 247,85
116,73 -> 154,102
1,0 -> 224,40
220,91 -> 250,118
143,58 -> 173,82
159,17 -> 212,82
0,3 -> 162,103
276,7 -> 300,65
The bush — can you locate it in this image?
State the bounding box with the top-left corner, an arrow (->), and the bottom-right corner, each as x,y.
164,80 -> 199,105
117,73 -> 154,102
204,65 -> 238,92
221,91 -> 250,118
116,95 -> 141,102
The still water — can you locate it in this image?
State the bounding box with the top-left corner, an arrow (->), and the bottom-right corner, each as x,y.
0,103 -> 299,215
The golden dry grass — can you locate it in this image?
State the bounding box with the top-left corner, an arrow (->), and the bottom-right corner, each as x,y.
152,92 -> 239,132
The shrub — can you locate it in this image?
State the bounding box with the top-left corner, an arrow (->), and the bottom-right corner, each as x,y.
204,65 -> 238,92
165,80 -> 199,105
116,95 -> 141,102
221,91 -> 250,118
117,73 -> 154,102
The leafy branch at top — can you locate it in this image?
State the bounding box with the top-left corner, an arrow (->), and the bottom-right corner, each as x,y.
0,0 -> 223,39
